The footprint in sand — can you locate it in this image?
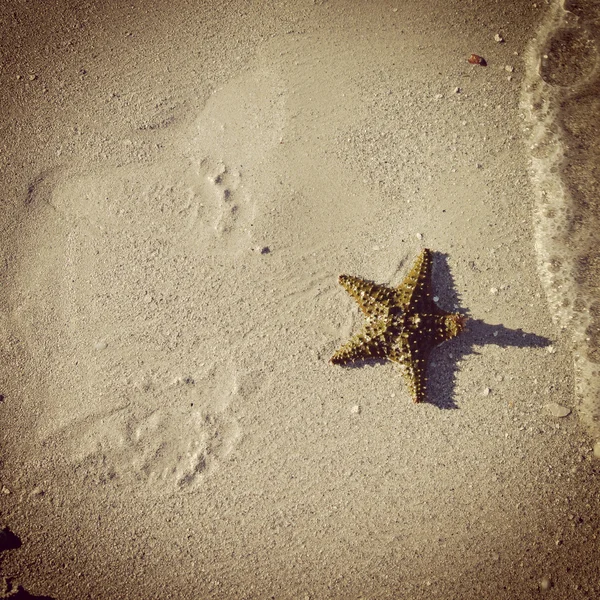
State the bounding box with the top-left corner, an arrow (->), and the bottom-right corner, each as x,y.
198,157 -> 253,252
64,363 -> 241,491
27,154 -> 255,259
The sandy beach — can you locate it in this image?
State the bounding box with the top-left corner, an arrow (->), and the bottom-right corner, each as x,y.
1,1 -> 599,598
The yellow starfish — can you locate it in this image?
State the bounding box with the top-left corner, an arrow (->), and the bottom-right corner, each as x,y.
330,248 -> 466,403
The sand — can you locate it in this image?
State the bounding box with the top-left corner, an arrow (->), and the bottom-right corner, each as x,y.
0,0 -> 599,598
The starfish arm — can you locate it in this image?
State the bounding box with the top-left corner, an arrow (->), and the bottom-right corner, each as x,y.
389,340 -> 430,403
338,275 -> 397,316
395,248 -> 441,314
330,328 -> 391,365
433,314 -> 467,345
400,358 -> 428,403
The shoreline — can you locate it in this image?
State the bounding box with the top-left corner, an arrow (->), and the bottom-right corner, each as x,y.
522,0 -> 600,451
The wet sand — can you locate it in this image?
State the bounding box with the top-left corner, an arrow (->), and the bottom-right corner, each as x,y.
0,1 -> 599,598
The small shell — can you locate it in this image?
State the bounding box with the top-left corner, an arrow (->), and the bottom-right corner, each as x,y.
468,54 -> 487,66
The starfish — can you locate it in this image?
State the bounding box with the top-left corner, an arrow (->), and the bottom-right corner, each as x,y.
330,248 -> 466,403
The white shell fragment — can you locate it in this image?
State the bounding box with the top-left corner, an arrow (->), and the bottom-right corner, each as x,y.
544,402 -> 571,418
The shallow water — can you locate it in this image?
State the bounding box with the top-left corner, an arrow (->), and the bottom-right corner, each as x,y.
523,0 -> 600,448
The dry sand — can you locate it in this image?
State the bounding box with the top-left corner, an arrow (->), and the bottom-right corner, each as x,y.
0,1 -> 598,598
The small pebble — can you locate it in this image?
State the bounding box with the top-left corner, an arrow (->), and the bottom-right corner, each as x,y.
93,340 -> 108,351
350,405 -> 361,414
505,65 -> 514,73
454,87 -> 461,93
416,232 -> 423,240
490,287 -> 499,295
28,74 -> 36,81
540,576 -> 552,591
30,487 -> 44,497
482,387 -> 491,396
1,487 -> 10,495
494,33 -> 504,43
433,296 -> 439,302
544,402 -> 571,418
256,246 -> 270,254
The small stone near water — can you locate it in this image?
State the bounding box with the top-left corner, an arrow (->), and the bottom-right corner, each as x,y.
544,402 -> 571,418
416,232 -> 423,240
468,54 -> 487,66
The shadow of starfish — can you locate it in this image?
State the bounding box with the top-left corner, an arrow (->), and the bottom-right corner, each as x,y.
423,252 -> 552,409
426,319 -> 552,409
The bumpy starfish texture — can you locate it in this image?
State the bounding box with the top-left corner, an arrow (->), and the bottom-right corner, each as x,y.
330,248 -> 466,403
